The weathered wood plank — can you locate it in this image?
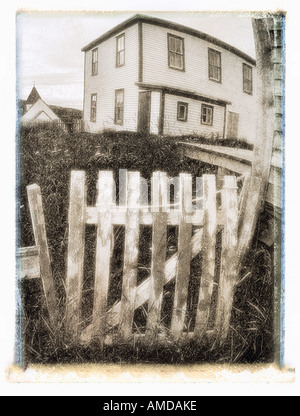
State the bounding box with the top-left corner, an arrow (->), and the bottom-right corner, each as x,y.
182,146 -> 252,176
17,246 -> 40,280
65,171 -> 86,341
91,171 -> 114,342
214,176 -> 239,343
170,173 -> 193,339
145,172 -> 168,343
27,184 -> 58,327
85,206 -> 208,226
80,227 -> 205,343
194,175 -> 217,338
118,172 -> 140,341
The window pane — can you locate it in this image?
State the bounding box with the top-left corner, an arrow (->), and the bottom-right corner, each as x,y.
93,49 -> 98,62
202,106 -> 213,125
175,54 -> 183,69
179,106 -> 185,119
116,91 -> 123,104
243,65 -> 252,92
169,52 -> 175,67
118,35 -> 124,51
169,36 -> 176,52
119,50 -> 124,65
175,38 -> 183,53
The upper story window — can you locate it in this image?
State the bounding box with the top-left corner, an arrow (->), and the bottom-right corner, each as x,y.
201,104 -> 213,126
90,94 -> 97,122
92,48 -> 98,75
243,63 -> 253,94
208,48 -> 222,82
177,102 -> 188,122
116,34 -> 125,67
115,89 -> 124,124
168,34 -> 185,71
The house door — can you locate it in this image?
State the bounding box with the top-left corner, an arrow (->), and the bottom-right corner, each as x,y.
227,111 -> 239,139
137,91 -> 151,133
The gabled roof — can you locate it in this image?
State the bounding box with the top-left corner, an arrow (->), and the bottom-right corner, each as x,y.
82,14 -> 256,66
26,86 -> 42,105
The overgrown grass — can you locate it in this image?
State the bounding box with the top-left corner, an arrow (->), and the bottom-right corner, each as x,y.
19,123 -> 274,365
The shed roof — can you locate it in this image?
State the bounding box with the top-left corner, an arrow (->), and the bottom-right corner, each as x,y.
82,14 -> 256,66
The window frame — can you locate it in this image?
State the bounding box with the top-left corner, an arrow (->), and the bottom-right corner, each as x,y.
90,93 -> 97,123
201,104 -> 214,126
177,101 -> 188,122
208,48 -> 222,83
243,63 -> 253,95
91,48 -> 98,76
114,89 -> 124,125
116,33 -> 125,67
167,33 -> 185,72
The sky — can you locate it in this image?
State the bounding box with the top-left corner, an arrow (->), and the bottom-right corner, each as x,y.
17,11 -> 256,109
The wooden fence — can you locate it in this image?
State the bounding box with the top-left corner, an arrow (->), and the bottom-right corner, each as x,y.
21,118 -> 83,133
64,170 -> 240,345
19,169 -> 243,346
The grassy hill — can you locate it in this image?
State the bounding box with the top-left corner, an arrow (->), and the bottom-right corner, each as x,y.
50,105 -> 83,122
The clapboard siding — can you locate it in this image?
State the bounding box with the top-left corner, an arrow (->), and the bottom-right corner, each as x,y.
141,22 -> 257,143
83,24 -> 139,132
163,94 -> 225,137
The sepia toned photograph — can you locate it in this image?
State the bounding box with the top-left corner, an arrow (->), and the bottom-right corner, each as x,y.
6,2 -> 295,389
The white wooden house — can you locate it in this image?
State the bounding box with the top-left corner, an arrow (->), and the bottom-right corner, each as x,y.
82,14 -> 257,143
21,87 -> 61,124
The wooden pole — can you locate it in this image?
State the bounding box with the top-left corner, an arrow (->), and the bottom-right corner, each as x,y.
170,173 -> 193,339
65,171 -> 86,341
214,176 -> 239,343
119,171 -> 140,341
145,172 -> 168,343
92,171 -> 114,344
27,184 -> 58,328
194,175 -> 217,338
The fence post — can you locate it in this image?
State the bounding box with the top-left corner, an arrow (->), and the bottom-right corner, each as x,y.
92,171 -> 114,344
27,184 -> 58,328
214,175 -> 239,343
170,173 -> 193,339
119,171 -> 140,341
194,175 -> 217,338
145,172 -> 168,343
65,171 -> 86,342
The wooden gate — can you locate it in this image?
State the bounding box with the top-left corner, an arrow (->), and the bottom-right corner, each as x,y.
64,170 -> 240,346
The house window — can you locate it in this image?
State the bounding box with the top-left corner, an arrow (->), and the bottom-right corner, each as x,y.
208,48 -> 222,82
116,34 -> 125,67
115,89 -> 124,124
177,102 -> 188,122
243,63 -> 253,94
168,34 -> 184,71
90,94 -> 97,122
201,104 -> 213,125
92,48 -> 98,75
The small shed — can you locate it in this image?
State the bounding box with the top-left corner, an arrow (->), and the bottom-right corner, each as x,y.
21,87 -> 61,124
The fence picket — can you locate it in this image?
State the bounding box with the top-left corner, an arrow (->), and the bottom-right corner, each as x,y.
214,176 -> 239,343
118,172 -> 140,341
194,175 -> 217,338
145,172 -> 168,343
65,171 -> 86,341
170,173 -> 193,339
27,184 -> 58,328
91,171 -> 114,342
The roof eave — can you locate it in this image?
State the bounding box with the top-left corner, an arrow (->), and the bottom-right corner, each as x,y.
81,14 -> 256,66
